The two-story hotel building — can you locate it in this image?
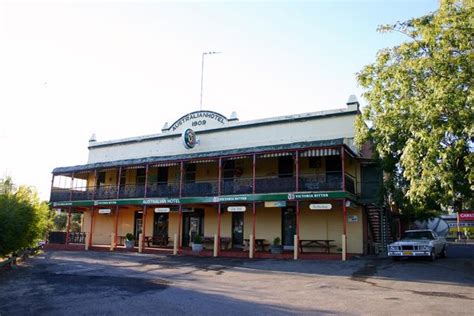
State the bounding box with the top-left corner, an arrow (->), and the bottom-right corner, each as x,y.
49,96 -> 383,259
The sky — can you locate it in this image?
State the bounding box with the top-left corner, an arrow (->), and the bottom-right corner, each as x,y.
0,0 -> 439,200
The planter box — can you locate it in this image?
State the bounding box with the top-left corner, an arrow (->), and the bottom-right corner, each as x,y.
270,245 -> 283,254
124,240 -> 135,249
192,243 -> 203,252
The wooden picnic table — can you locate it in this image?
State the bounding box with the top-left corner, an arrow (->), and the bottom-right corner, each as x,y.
144,235 -> 169,247
244,239 -> 269,252
298,239 -> 336,253
202,236 -> 232,250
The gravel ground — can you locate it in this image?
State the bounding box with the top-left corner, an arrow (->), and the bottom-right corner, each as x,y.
0,244 -> 473,315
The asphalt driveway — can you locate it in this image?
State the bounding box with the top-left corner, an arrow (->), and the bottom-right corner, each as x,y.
0,244 -> 473,315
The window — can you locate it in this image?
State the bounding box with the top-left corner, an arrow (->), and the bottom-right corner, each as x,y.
325,156 -> 342,172
96,172 -> 106,188
136,169 -> 146,185
185,163 -> 196,183
157,167 -> 169,183
278,156 -> 293,178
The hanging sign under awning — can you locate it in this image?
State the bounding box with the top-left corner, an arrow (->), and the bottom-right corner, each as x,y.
155,208 -> 170,213
227,206 -> 246,212
265,201 -> 287,208
98,208 -> 111,214
309,203 -> 332,210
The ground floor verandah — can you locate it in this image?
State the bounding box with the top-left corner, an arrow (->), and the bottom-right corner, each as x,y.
53,199 -> 366,260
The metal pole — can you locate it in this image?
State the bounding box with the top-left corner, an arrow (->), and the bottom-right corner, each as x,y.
200,53 -> 205,110
200,51 -> 221,110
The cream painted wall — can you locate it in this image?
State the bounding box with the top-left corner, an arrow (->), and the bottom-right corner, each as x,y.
254,205 -> 282,244
203,207 -> 231,238
82,202 -> 364,253
88,112 -> 357,164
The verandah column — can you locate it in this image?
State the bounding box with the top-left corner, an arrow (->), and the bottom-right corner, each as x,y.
65,207 -> 72,244
140,205 -> 148,252
341,147 -> 347,261
216,157 -> 222,256
114,167 -> 121,249
252,154 -> 257,257
178,205 -> 183,250
342,199 -> 348,261
69,172 -> 75,201
217,203 -> 222,256
114,206 -> 119,249
341,146 -> 346,191
295,150 -> 300,259
88,206 -> 95,249
178,161 -> 184,250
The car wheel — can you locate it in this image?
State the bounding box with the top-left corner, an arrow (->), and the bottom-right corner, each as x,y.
430,250 -> 436,261
440,246 -> 447,258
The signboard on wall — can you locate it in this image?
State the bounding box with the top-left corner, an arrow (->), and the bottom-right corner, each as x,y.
227,206 -> 246,212
309,203 -> 332,210
155,208 -> 170,213
265,201 -> 287,208
98,208 -> 111,214
348,215 -> 358,223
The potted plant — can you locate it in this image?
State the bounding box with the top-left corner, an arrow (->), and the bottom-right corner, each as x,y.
191,235 -> 203,252
270,237 -> 283,254
124,233 -> 135,249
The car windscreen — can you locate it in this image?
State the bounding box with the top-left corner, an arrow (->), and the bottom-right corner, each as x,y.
402,231 -> 434,240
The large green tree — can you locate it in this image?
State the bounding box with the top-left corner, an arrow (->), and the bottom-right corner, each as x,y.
356,0 -> 473,219
0,177 -> 53,257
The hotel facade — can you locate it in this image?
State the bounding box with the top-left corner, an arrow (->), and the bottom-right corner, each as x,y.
49,96 -> 385,259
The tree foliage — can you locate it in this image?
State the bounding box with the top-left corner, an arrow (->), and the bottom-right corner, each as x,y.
0,177 -> 53,257
356,0 -> 473,219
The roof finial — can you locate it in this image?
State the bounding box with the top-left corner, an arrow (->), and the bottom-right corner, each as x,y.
89,133 -> 97,143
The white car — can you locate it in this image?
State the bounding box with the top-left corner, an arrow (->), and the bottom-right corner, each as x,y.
388,229 -> 447,261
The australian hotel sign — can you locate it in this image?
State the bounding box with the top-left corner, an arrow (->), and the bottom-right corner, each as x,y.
167,111 -> 228,132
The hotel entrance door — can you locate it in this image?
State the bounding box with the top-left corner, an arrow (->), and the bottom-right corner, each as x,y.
282,207 -> 296,249
134,211 -> 143,246
232,212 -> 244,248
182,209 -> 204,247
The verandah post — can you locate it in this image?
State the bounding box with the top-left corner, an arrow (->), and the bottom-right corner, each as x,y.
65,207 -> 72,245
114,206 -> 119,249
342,199 -> 348,261
341,146 -> 346,191
178,205 -> 183,250
217,203 -> 222,256
140,205 -> 148,252
252,202 -> 256,258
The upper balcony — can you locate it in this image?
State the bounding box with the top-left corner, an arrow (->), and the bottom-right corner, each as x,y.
50,172 -> 357,202
50,148 -> 360,203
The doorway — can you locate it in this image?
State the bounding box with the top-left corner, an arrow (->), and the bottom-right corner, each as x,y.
133,211 -> 143,245
232,212 -> 244,248
153,212 -> 169,246
281,207 -> 296,249
182,208 -> 204,247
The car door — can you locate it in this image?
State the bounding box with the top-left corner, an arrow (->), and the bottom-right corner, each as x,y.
431,231 -> 441,254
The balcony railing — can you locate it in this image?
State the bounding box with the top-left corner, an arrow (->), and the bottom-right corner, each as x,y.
119,184 -> 145,199
255,175 -> 295,193
50,172 -> 356,202
147,182 -> 179,198
182,180 -> 218,197
221,177 -> 253,195
299,172 -> 343,192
